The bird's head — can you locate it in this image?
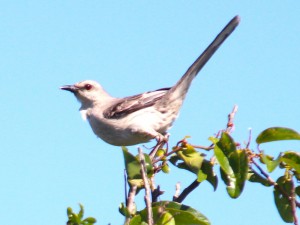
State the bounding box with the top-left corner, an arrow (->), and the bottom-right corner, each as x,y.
60,80 -> 111,106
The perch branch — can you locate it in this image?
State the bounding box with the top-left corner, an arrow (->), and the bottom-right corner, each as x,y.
138,148 -> 153,225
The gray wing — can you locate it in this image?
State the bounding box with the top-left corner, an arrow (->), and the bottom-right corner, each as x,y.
103,88 -> 170,119
103,16 -> 240,120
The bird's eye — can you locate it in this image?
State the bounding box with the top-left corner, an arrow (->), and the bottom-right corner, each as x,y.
84,84 -> 93,90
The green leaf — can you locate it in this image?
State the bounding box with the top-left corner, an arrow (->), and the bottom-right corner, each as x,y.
256,127 -> 300,144
214,133 -> 248,198
247,169 -> 271,186
119,202 -> 131,217
142,153 -> 154,176
122,147 -> 142,180
128,179 -> 144,189
139,201 -> 210,225
156,212 -> 175,225
170,145 -> 205,175
78,204 -> 84,220
176,145 -> 205,174
200,160 -> 218,191
281,151 -> 300,173
122,148 -> 154,190
67,204 -> 96,225
273,176 -> 294,223
122,147 -> 154,182
171,154 -> 217,190
229,150 -> 248,195
260,152 -> 281,173
67,207 -> 73,216
197,170 -> 207,182
129,215 -> 142,225
83,217 -> 97,224
214,143 -> 233,176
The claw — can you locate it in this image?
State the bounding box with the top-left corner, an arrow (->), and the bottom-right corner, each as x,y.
150,134 -> 169,160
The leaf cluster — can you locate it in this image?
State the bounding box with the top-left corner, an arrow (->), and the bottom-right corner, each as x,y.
67,204 -> 97,225
66,127 -> 300,225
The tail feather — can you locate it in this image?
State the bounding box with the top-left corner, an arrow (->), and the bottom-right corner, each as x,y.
158,15 -> 240,108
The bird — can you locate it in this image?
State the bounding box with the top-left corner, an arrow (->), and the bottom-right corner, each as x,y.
61,16 -> 240,146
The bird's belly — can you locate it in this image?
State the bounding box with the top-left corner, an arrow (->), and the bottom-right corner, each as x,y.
87,115 -> 153,146
87,109 -> 175,146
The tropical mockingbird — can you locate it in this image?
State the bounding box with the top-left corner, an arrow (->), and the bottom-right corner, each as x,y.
61,16 -> 240,146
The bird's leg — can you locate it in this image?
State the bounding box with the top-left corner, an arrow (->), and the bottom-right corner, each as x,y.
149,133 -> 169,160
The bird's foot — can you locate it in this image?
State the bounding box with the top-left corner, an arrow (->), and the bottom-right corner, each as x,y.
149,134 -> 169,160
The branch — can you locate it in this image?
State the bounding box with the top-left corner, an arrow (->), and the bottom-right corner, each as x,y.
125,185 -> 137,224
251,160 -> 300,208
246,128 -> 252,149
152,145 -> 182,164
124,169 -> 128,205
290,179 -> 298,225
152,185 -> 164,203
174,179 -> 200,203
173,182 -> 181,201
149,134 -> 169,159
138,148 -> 153,225
192,145 -> 214,151
226,105 -> 238,134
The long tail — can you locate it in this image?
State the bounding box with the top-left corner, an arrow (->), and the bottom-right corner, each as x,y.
159,15 -> 240,106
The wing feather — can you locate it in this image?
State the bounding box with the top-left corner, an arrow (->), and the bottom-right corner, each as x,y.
103,88 -> 170,119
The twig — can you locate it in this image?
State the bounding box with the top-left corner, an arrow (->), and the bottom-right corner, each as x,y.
192,144 -> 214,151
138,148 -> 153,225
152,142 -> 214,164
126,185 -> 137,213
152,185 -> 164,203
152,146 -> 182,164
124,169 -> 128,205
246,128 -> 252,149
251,160 -> 300,208
174,179 -> 200,203
125,185 -> 137,224
149,134 -> 169,159
226,105 -> 238,133
173,182 -> 181,201
290,179 -> 298,225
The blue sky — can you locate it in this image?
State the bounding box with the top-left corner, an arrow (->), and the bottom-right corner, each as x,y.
1,1 -> 300,224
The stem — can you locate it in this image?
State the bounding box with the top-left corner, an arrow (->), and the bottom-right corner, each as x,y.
246,128 -> 252,149
251,160 -> 300,223
173,182 -> 181,201
192,145 -> 214,151
174,179 -> 200,203
139,148 -> 153,225
152,185 -> 164,203
226,105 -> 238,134
124,169 -> 128,205
290,178 -> 298,225
125,185 -> 137,225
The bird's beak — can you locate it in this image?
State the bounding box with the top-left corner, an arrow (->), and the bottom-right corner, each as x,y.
60,85 -> 79,93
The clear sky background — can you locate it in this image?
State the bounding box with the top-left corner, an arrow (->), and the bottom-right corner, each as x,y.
1,1 -> 300,225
